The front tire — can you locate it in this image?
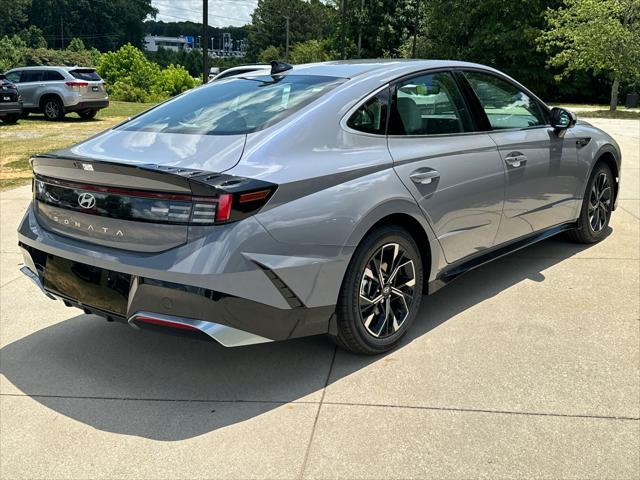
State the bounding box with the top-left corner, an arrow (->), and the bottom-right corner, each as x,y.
567,163 -> 614,243
42,97 -> 65,121
334,225 -> 424,355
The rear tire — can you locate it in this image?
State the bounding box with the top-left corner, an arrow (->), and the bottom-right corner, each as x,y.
334,225 -> 424,355
42,97 -> 65,121
78,109 -> 98,120
566,163 -> 614,244
1,113 -> 20,124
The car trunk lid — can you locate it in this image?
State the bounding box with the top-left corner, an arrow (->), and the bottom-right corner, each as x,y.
30,139 -> 249,252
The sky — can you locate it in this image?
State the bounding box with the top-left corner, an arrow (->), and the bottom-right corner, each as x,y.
151,0 -> 258,28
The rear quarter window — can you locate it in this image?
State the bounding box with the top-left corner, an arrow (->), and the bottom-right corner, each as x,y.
44,71 -> 65,81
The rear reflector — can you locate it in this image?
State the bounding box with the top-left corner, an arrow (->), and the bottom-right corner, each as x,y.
134,316 -> 200,332
239,189 -> 271,203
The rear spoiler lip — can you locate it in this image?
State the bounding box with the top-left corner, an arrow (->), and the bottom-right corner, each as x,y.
31,153 -> 277,197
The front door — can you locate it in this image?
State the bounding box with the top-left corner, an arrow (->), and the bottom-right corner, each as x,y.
388,71 -> 505,264
461,71 -> 581,244
16,70 -> 45,109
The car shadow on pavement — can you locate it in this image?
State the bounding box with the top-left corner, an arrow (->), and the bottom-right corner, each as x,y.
0,234 -> 604,441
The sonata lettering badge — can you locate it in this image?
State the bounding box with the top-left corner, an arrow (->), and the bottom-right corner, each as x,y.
51,215 -> 124,237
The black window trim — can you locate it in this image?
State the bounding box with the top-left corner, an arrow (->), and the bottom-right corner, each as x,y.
341,83 -> 392,137
386,67 -> 481,138
455,67 -> 553,133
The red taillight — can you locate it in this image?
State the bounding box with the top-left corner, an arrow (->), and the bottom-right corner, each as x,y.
216,193 -> 233,221
65,81 -> 88,87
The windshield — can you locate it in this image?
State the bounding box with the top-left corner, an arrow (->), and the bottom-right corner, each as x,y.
119,75 -> 345,136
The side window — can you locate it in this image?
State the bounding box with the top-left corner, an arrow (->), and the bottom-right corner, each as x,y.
389,72 -> 473,136
20,70 -> 44,83
347,90 -> 388,135
44,70 -> 65,81
5,71 -> 21,83
463,71 -> 547,130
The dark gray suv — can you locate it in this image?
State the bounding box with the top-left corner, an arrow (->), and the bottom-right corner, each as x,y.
5,66 -> 108,120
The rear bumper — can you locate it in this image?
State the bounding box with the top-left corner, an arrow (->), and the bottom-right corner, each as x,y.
0,102 -> 22,115
65,99 -> 109,111
17,202 -> 348,344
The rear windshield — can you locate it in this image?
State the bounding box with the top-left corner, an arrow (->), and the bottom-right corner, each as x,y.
70,69 -> 101,81
119,75 -> 345,135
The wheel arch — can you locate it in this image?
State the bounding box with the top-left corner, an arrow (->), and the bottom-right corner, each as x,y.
345,201 -> 438,294
591,145 -> 620,210
38,92 -> 63,111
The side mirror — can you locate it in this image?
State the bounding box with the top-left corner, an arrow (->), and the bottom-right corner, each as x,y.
550,107 -> 577,132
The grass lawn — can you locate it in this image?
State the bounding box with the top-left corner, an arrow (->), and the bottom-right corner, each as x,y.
549,104 -> 640,119
0,101 -> 155,191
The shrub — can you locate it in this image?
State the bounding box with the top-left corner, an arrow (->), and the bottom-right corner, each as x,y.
258,45 -> 281,64
289,39 -> 331,64
155,64 -> 196,97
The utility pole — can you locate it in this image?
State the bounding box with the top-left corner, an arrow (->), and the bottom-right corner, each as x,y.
340,0 -> 346,59
411,0 -> 420,58
285,16 -> 290,62
203,0 -> 209,84
60,17 -> 64,49
357,0 -> 364,57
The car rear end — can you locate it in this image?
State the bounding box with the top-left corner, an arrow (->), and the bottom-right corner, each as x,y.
63,68 -> 109,112
0,73 -> 23,121
17,71 -> 351,345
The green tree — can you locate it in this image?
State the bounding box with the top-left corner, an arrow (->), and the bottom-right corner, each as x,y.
27,0 -> 157,51
247,0 -> 335,61
18,25 -> 47,48
257,45 -> 282,63
540,0 -> 640,110
0,35 -> 26,71
289,39 -> 332,63
67,37 -> 85,52
0,0 -> 31,37
398,0 -> 562,98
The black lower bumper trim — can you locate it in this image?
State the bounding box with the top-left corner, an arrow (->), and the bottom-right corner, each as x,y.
20,243 -> 334,341
67,100 -> 109,112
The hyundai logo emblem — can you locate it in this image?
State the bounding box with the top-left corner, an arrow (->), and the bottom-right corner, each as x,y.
77,192 -> 96,209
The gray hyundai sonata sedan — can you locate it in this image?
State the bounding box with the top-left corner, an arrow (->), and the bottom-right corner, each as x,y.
18,60 -> 621,354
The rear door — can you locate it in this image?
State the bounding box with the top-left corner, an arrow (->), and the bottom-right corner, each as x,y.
460,70 -> 580,244
68,69 -> 107,101
388,70 -> 505,264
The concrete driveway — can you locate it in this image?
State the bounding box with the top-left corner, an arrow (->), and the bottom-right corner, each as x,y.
1,118 -> 638,479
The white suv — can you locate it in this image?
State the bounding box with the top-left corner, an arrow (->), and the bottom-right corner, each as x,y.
5,66 -> 109,121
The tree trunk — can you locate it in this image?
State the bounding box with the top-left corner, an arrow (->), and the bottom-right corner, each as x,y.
610,78 -> 620,111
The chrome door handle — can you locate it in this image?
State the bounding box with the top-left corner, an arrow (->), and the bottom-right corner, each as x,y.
409,169 -> 440,185
505,153 -> 527,168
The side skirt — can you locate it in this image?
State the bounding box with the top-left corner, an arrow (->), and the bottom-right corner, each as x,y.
428,222 -> 576,294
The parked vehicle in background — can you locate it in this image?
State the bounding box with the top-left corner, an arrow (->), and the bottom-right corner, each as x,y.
18,60 -> 622,354
209,64 -> 270,82
5,66 -> 109,121
0,73 -> 23,124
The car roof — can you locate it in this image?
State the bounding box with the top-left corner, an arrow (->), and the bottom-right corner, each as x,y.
8,66 -> 94,71
282,59 -> 498,79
